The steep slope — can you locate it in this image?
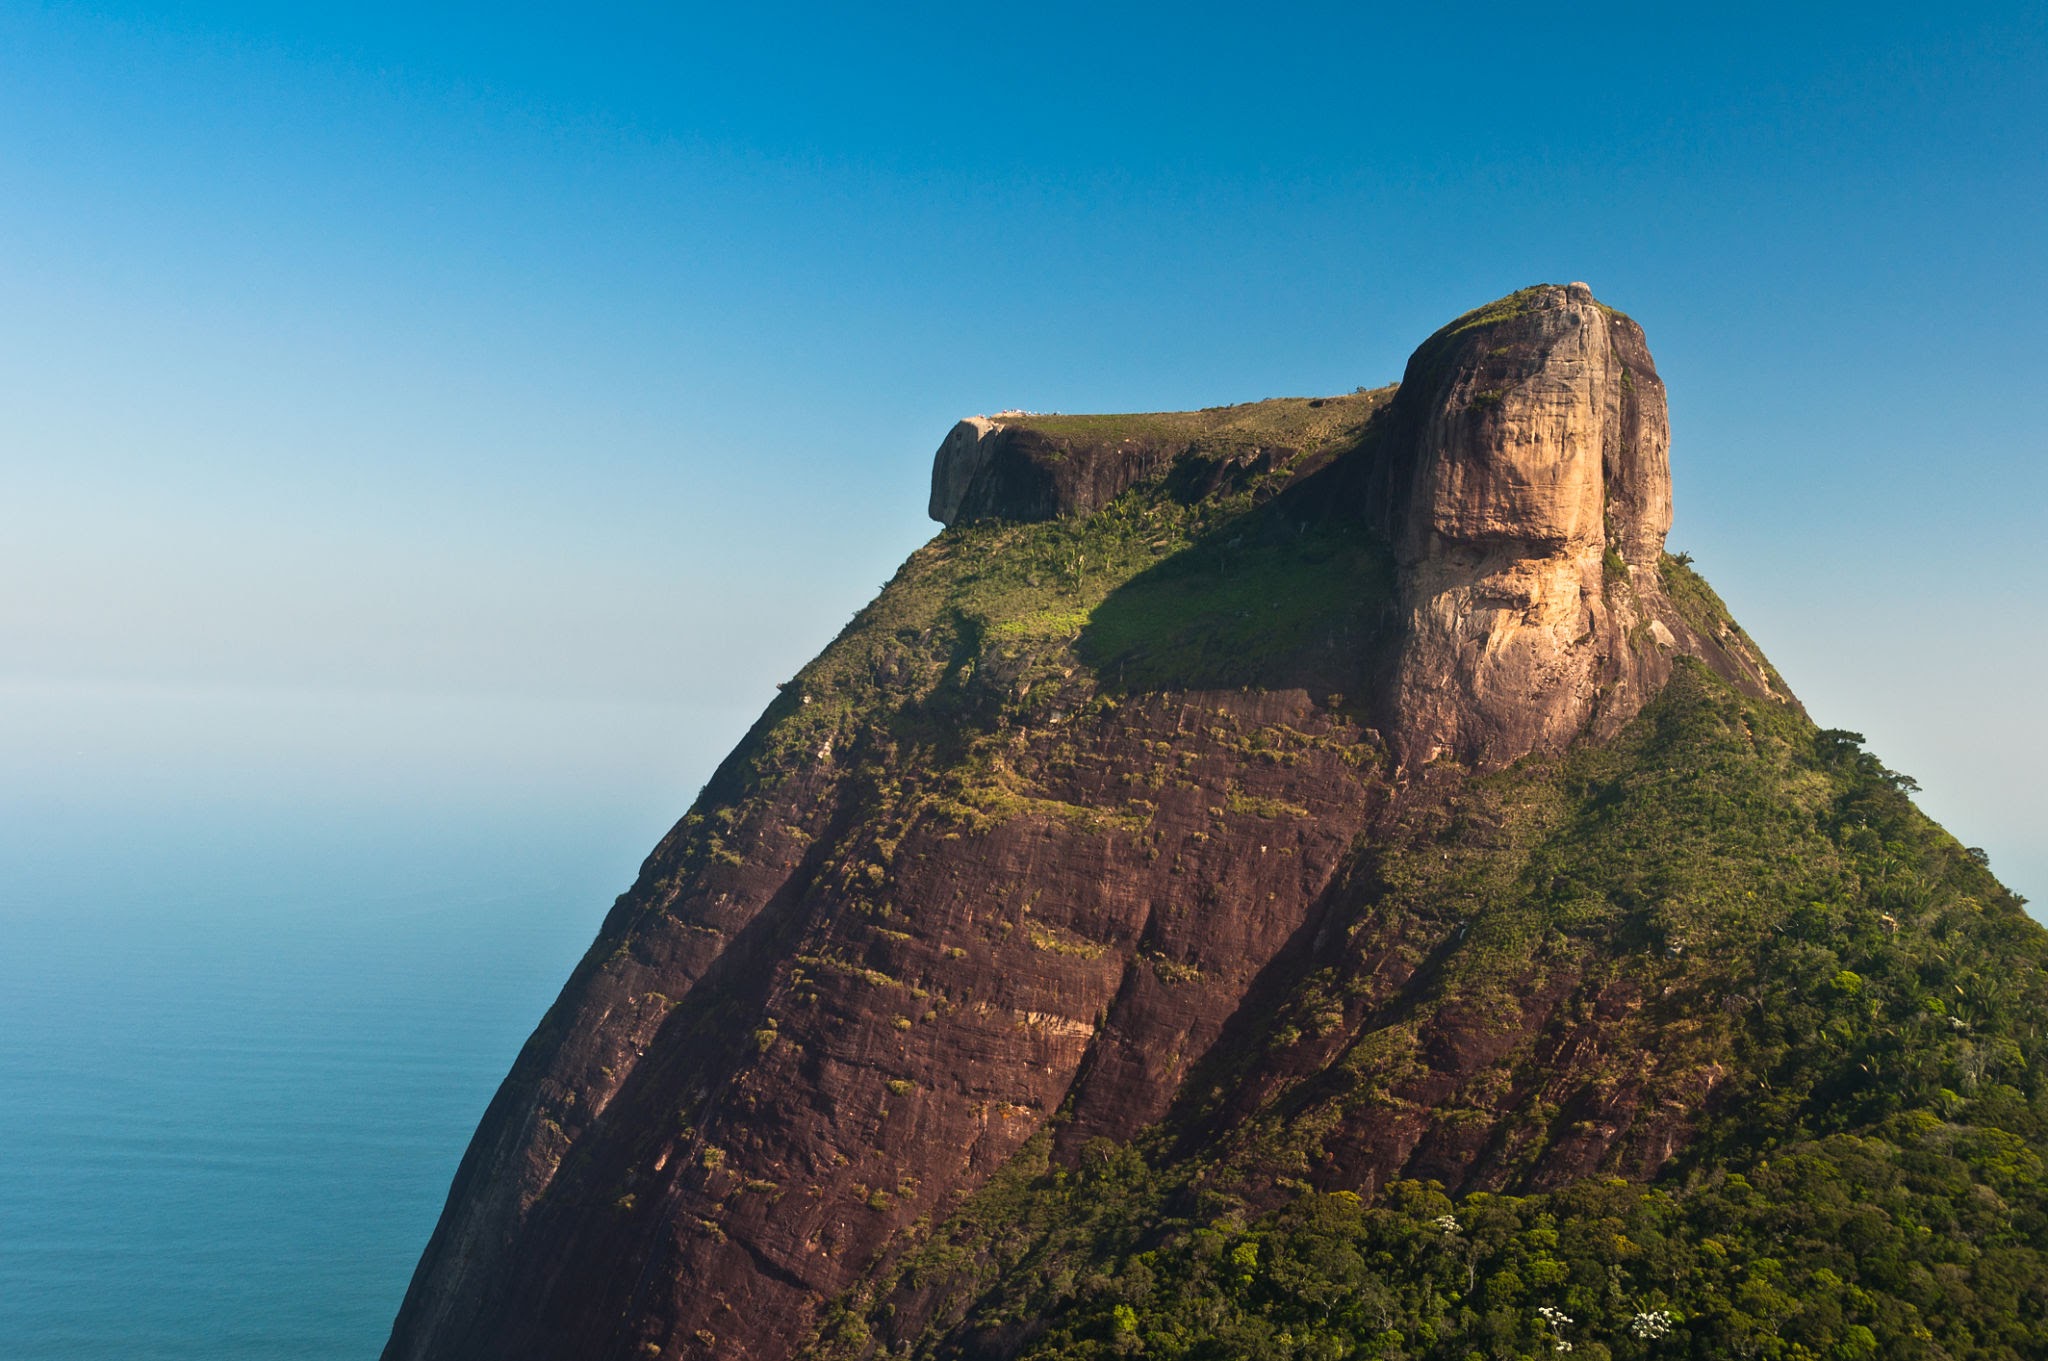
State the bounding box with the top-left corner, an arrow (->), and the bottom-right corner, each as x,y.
810,666 -> 2048,1360
385,287 -> 2046,1361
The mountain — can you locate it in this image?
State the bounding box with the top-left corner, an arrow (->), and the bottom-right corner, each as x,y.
384,285 -> 2048,1361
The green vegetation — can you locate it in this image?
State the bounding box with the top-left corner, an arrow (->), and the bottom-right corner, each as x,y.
966,1134 -> 2048,1360
1659,554 -> 1794,697
1434,287 -> 1549,346
1027,919 -> 1112,959
1657,554 -> 1738,641
1397,287 -> 1552,395
637,402 -> 1400,918
804,660 -> 2048,1361
1080,502 -> 1393,693
625,389 -> 2046,1361
1013,391 -> 1391,456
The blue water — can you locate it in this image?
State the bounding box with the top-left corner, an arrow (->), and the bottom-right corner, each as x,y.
0,798 -> 653,1359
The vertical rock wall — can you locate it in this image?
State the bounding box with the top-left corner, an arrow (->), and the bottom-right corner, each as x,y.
1369,283 -> 1694,769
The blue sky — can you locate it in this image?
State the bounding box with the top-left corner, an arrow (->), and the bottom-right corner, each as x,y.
2,1 -> 2044,905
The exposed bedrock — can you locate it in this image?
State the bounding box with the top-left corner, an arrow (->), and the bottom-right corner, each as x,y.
928,417 -> 1265,526
1369,281 -> 1689,770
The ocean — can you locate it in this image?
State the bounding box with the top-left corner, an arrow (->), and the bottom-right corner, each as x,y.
0,793 -> 656,1359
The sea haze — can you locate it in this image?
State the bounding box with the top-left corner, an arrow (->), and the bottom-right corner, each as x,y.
0,715 -> 703,1360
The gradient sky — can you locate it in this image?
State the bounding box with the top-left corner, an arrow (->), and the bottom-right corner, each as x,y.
3,1 -> 2043,907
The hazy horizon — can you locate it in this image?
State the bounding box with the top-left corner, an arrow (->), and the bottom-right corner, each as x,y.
3,7 -> 2044,1356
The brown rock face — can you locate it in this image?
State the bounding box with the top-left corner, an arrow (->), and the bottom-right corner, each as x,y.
383,286 -> 1784,1361
1367,282 -> 1688,770
385,686 -> 1383,1361
929,417 -> 1178,526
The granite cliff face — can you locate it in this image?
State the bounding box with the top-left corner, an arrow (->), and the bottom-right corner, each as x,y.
1367,282 -> 1738,770
384,288 -> 2039,1361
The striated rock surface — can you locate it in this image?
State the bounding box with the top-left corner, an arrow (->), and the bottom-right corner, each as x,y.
384,288 -> 1846,1361
1366,282 -> 1733,770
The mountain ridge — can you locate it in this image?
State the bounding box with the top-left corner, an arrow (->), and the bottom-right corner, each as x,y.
385,286 -> 2046,1361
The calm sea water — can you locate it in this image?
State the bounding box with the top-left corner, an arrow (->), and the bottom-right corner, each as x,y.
0,797 -> 652,1360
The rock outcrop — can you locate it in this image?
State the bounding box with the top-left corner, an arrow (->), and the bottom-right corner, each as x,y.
384,287 -> 1799,1361
929,417 -> 1179,525
927,403 -> 1354,528
1367,282 -> 1705,770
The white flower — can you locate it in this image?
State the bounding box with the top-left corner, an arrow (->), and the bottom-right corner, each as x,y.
1432,1214 -> 1461,1233
1534,1305 -> 1577,1350
1630,1309 -> 1677,1339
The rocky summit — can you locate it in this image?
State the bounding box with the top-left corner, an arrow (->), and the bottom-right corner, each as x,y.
386,287 -> 2048,1361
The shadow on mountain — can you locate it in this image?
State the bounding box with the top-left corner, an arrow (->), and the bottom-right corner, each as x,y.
1077,457 -> 1399,698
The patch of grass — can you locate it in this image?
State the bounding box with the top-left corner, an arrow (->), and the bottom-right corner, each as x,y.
1010,390 -> 1392,455
1025,920 -> 1110,959
1658,551 -> 1795,696
1080,493 -> 1396,693
987,609 -> 1092,640
1658,550 -> 1736,637
1224,789 -> 1312,820
1452,285 -> 1549,333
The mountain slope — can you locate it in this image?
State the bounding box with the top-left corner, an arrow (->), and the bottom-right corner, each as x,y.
385,286 -> 2045,1361
809,658 -> 2048,1360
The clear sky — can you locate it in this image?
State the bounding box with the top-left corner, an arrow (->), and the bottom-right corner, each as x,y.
3,1 -> 2043,906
